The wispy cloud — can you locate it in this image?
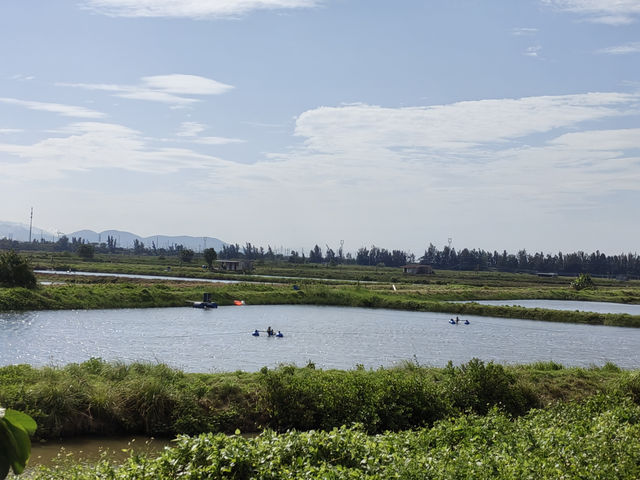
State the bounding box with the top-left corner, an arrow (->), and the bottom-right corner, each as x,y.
176,121 -> 245,144
195,136 -> 245,145
511,27 -> 538,36
0,122 -> 231,180
81,0 -> 320,19
524,45 -> 543,57
0,128 -> 23,134
177,121 -> 207,137
292,92 -> 640,154
597,42 -> 640,55
541,0 -> 640,24
9,74 -> 36,81
0,98 -> 105,118
60,74 -> 234,106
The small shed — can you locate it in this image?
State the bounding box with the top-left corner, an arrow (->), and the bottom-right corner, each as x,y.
217,260 -> 254,271
402,264 -> 433,275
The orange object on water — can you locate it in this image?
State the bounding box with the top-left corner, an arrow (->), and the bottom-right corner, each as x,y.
233,300 -> 244,306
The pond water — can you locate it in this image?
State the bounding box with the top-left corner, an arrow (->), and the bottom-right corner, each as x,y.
2,305 -> 640,371
26,436 -> 170,471
467,299 -> 640,315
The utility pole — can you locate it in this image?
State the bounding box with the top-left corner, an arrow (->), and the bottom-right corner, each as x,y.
28,207 -> 33,243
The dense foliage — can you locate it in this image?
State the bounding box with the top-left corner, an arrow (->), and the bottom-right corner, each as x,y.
0,359 -> 629,440
0,250 -> 36,289
28,394 -> 640,479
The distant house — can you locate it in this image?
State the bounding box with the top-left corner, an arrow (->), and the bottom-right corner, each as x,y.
217,259 -> 254,272
402,264 -> 433,275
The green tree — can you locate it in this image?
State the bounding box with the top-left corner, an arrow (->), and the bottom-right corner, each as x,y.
203,248 -> 217,269
0,407 -> 36,479
76,243 -> 95,260
571,273 -> 596,290
180,248 -> 195,263
0,251 -> 37,289
309,245 -> 323,264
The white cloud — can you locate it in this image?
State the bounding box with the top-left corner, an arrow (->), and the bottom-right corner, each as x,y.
0,128 -> 23,134
597,42 -> 640,55
511,27 -> 538,36
524,45 -> 542,57
9,74 -> 36,81
177,121 -> 207,137
0,98 -> 105,118
196,136 -> 245,145
292,93 -> 640,154
81,0 -> 320,18
141,75 -> 233,95
176,121 -> 245,144
541,0 -> 640,24
60,74 -> 233,106
0,122 -> 231,180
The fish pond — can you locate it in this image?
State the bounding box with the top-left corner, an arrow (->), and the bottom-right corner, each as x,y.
2,304 -> 640,372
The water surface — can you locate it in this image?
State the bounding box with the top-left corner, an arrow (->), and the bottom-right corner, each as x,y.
2,305 -> 640,371
468,299 -> 640,315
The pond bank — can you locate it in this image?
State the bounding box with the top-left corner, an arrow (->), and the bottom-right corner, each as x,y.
1,359 -> 635,440
3,280 -> 640,327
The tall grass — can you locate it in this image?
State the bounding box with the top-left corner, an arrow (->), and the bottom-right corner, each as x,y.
0,359 -> 632,440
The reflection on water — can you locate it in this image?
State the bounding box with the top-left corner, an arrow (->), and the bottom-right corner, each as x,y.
2,304 -> 640,371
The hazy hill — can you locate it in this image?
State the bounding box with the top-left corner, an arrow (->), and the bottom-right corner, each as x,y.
67,229 -> 227,252
0,221 -> 227,252
0,221 -> 57,242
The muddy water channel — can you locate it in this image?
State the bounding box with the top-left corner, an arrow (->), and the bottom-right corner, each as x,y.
3,304 -> 640,371
26,436 -> 170,471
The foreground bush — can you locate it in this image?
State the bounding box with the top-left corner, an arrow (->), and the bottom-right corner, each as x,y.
30,395 -> 640,479
1,359 -> 544,439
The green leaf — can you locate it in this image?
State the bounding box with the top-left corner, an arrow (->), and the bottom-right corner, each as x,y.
4,409 -> 37,436
5,420 -> 31,474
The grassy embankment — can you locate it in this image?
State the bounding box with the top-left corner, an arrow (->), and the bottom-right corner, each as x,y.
5,359 -> 640,479
3,274 -> 640,327
2,358 -> 638,440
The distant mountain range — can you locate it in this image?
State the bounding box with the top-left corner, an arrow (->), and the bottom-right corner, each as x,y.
0,221 -> 227,252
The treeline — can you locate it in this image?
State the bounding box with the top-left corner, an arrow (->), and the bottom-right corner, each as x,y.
418,243 -> 640,276
3,235 -> 640,276
0,235 -> 191,257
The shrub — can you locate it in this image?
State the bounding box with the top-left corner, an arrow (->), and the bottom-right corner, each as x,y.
0,251 -> 36,289
571,273 -> 596,290
443,358 -> 539,416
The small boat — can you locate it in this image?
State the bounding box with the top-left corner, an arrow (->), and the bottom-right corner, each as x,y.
464,320 -> 470,325
191,293 -> 218,309
233,300 -> 245,306
449,319 -> 456,325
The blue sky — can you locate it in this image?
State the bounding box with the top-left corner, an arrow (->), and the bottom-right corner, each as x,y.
1,0 -> 639,255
